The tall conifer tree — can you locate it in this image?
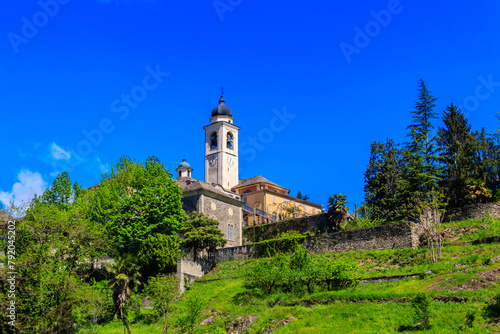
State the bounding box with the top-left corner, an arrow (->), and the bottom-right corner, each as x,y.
364,139 -> 404,221
436,103 -> 473,207
399,79 -> 439,217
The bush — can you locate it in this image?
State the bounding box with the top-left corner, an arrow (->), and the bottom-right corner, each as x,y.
244,255 -> 289,295
411,293 -> 431,329
319,258 -> 359,291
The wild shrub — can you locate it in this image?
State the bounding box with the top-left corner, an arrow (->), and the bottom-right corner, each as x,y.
177,293 -> 204,334
244,255 -> 289,295
411,293 -> 431,329
319,258 -> 359,291
484,295 -> 500,321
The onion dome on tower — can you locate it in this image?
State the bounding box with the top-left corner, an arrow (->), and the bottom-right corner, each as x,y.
211,95 -> 232,117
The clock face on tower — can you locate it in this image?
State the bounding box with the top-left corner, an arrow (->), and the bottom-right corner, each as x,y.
209,155 -> 218,167
227,155 -> 235,167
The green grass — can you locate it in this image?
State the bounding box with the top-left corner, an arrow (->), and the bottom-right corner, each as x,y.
92,218 -> 500,333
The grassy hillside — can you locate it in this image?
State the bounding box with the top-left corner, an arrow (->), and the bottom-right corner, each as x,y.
94,218 -> 500,333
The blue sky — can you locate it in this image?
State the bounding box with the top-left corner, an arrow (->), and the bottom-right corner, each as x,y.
1,0 -> 500,211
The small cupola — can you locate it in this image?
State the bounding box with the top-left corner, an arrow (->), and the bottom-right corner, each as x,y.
175,159 -> 193,178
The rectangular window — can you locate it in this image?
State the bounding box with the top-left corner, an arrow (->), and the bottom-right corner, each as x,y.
243,197 -> 247,204
283,198 -> 287,205
303,204 -> 306,212
313,208 -> 316,214
273,195 -> 276,204
228,224 -> 233,241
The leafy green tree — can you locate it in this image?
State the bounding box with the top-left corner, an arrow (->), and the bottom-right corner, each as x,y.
90,156 -> 188,253
319,258 -> 359,291
436,104 -> 474,208
181,212 -> 226,259
145,274 -> 179,334
244,255 -> 288,295
41,171 -> 81,210
106,253 -> 142,334
364,139 -> 404,221
138,233 -> 181,278
289,245 -> 319,294
1,198 -> 109,333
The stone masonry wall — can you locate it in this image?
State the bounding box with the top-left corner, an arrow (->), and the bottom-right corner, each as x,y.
243,213 -> 329,244
443,203 -> 500,222
182,194 -> 200,216
210,222 -> 417,263
302,222 -> 416,254
202,194 -> 242,247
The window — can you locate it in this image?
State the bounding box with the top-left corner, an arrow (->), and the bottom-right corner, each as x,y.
228,224 -> 234,241
210,132 -> 218,149
272,212 -> 277,221
273,195 -> 276,204
243,189 -> 252,194
313,208 -> 316,214
227,132 -> 233,149
283,198 -> 287,205
303,204 -> 306,212
243,197 -> 247,204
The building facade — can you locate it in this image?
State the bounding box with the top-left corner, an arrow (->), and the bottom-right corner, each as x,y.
175,95 -> 323,246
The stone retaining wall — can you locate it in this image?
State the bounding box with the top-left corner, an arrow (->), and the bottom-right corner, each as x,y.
443,203 -> 500,222
209,222 -> 417,263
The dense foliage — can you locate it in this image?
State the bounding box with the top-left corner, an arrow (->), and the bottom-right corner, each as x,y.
364,80 -> 500,221
181,212 -> 227,258
90,155 -> 187,253
244,245 -> 358,295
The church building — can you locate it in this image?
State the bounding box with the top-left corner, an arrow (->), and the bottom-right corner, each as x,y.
175,95 -> 323,247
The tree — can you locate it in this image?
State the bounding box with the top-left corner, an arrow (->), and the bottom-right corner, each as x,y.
364,139 -> 404,221
399,79 -> 440,218
145,274 -> 179,334
468,129 -> 498,203
41,171 -> 82,210
90,156 -> 188,253
436,104 -> 474,208
1,197 -> 109,333
244,255 -> 288,295
327,194 -> 348,231
181,212 -> 226,259
106,253 -> 142,334
296,190 -> 310,201
318,258 -> 359,291
178,293 -> 204,334
138,233 -> 181,279
327,194 -> 348,214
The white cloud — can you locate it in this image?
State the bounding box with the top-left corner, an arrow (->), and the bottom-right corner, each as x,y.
50,142 -> 71,160
0,170 -> 48,208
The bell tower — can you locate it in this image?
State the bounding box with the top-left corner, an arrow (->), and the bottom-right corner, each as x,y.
204,94 -> 239,190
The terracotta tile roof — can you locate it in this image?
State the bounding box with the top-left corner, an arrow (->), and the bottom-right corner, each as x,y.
176,177 -> 241,200
232,175 -> 288,191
